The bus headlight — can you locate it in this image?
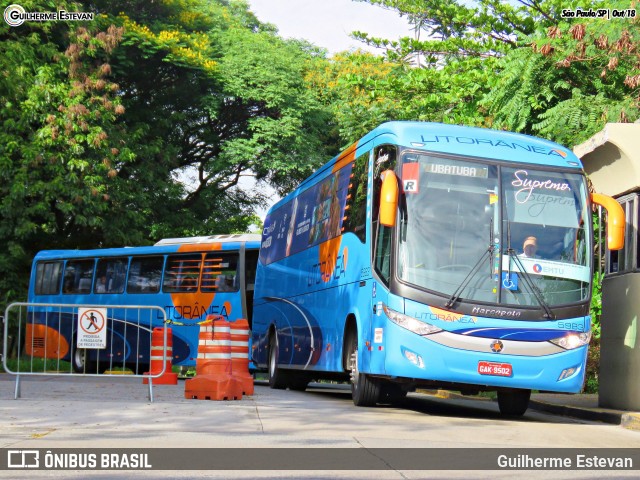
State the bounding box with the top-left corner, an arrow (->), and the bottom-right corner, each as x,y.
383,305 -> 442,336
549,331 -> 591,350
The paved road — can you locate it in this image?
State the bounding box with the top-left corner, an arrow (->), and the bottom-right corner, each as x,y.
1,375 -> 639,479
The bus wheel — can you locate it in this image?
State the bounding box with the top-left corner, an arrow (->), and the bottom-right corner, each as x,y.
347,333 -> 380,406
72,348 -> 87,373
268,334 -> 287,390
497,388 -> 531,416
72,347 -> 107,374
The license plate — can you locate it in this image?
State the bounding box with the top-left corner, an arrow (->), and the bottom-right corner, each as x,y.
478,361 -> 513,377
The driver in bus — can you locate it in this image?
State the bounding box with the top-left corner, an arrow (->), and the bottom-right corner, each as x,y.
521,236 -> 538,258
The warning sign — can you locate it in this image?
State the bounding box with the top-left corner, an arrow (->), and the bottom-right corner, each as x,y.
77,308 -> 107,349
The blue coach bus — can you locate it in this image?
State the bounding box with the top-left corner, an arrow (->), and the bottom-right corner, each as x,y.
26,234 -> 260,373
251,121 -> 624,415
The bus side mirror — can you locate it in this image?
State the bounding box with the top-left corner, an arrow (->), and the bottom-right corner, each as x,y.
380,170 -> 399,228
591,193 -> 625,250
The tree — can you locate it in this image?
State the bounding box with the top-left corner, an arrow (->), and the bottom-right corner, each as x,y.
0,0 -> 338,302
0,0 -> 128,302
309,0 -> 523,139
483,0 -> 639,145
343,0 -> 639,146
91,0 -> 337,239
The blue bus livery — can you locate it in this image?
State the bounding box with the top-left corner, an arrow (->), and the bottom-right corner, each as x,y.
251,121 -> 624,415
26,234 -> 260,373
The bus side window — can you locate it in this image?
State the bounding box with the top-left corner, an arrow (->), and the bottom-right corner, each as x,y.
35,261 -> 63,295
95,257 -> 128,294
372,145 -> 397,284
127,256 -> 163,294
201,253 -> 239,292
342,152 -> 369,243
63,259 -> 95,294
163,254 -> 202,293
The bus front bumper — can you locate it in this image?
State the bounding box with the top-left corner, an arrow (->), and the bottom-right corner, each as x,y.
371,322 -> 588,393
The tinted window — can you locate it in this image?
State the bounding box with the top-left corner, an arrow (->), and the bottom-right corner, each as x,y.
342,152 -> 369,243
35,261 -> 62,295
63,260 -> 95,294
95,258 -> 128,294
127,256 -> 163,294
372,145 -> 397,284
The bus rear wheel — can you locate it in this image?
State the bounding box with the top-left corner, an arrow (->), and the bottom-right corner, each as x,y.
72,348 -> 106,374
497,388 -> 531,416
268,334 -> 287,390
347,332 -> 380,406
72,348 -> 87,373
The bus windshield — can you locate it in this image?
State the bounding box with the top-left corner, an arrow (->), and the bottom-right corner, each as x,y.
398,151 -> 591,309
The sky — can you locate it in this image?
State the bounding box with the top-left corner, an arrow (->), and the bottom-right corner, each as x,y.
246,0 -> 414,54
244,1 -> 414,220
177,1 -> 410,224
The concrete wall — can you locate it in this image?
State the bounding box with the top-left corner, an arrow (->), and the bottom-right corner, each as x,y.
575,123 -> 640,197
576,123 -> 640,411
599,273 -> 640,410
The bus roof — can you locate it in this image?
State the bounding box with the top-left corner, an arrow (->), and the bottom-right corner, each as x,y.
154,234 -> 261,246
34,234 -> 262,261
268,121 -> 583,215
361,122 -> 581,169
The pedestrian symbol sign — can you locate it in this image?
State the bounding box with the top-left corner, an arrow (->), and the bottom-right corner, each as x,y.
77,307 -> 107,349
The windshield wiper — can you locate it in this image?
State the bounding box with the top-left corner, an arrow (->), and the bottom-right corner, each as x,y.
444,243 -> 495,310
505,249 -> 554,319
504,221 -> 554,320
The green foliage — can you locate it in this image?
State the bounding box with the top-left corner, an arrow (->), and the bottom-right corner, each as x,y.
0,0 -> 338,303
2,0 -> 638,311
0,1 -> 128,302
482,0 -> 639,144
348,0 -> 639,148
585,337 -> 600,393
591,271 -> 603,339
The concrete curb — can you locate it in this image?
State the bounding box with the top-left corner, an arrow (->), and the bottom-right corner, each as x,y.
529,400 -> 640,432
420,389 -> 640,431
528,399 -> 623,425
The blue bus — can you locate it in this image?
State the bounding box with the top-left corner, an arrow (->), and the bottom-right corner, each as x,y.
26,234 -> 260,373
251,121 -> 624,415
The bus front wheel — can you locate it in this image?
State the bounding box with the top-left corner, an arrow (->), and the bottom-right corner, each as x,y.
497,388 -> 531,416
346,332 -> 380,406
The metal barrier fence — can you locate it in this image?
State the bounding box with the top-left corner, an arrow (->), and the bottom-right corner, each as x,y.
2,303 -> 168,402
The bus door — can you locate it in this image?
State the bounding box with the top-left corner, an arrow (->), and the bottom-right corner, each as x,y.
366,145 -> 398,375
242,248 -> 259,327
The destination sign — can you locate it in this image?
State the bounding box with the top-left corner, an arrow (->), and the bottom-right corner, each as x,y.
425,163 -> 488,178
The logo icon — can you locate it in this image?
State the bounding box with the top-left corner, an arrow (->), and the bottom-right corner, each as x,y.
4,4 -> 25,27
501,271 -> 518,291
533,263 -> 543,274
7,450 -> 39,468
490,340 -> 504,353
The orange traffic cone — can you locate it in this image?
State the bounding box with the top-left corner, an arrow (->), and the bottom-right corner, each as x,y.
184,316 -> 243,400
143,327 -> 178,385
230,319 -> 253,395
